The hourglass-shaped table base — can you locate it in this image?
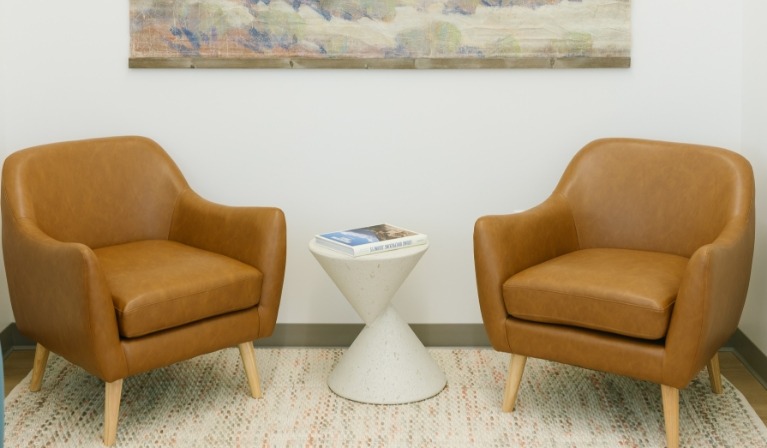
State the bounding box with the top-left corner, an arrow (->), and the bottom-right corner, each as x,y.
309,240 -> 446,404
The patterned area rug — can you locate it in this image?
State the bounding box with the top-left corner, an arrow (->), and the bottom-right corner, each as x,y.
4,348 -> 767,447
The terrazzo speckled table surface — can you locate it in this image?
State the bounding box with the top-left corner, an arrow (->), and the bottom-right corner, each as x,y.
309,240 -> 446,404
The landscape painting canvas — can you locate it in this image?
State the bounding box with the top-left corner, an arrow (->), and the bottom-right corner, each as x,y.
129,0 -> 631,69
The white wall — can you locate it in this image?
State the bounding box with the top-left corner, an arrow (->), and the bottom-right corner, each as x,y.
741,1 -> 767,353
1,1 -> 760,352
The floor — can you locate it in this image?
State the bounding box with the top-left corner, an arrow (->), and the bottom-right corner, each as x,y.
3,349 -> 767,426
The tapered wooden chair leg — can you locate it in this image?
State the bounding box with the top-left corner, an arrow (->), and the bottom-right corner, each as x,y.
707,353 -> 724,394
502,354 -> 527,412
103,379 -> 123,446
29,343 -> 50,392
661,385 -> 679,448
238,342 -> 263,398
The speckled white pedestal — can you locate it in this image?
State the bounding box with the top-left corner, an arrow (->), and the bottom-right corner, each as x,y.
309,240 -> 447,404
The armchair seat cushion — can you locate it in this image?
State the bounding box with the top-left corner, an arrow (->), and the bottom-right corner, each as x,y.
503,248 -> 688,340
95,240 -> 263,338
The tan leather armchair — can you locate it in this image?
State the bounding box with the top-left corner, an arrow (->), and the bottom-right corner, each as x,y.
1,136 -> 287,445
474,138 -> 755,448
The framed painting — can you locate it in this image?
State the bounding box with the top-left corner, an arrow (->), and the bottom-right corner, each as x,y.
129,0 -> 630,69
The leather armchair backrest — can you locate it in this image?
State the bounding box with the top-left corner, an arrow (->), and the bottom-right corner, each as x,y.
2,136 -> 189,249
555,138 -> 754,257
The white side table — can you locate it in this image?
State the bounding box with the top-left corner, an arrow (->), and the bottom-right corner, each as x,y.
309,239 -> 446,404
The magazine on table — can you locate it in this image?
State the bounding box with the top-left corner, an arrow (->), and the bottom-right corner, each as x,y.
315,223 -> 428,257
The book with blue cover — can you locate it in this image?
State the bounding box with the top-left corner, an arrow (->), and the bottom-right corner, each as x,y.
315,223 -> 428,257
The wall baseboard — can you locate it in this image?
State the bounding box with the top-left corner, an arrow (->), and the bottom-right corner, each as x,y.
254,323 -> 491,347
1,323 -> 35,354
723,329 -> 767,388
3,323 -> 765,387
0,322 -> 490,355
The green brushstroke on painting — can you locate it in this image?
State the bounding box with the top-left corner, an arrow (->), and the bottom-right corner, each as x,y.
492,35 -> 521,57
559,32 -> 593,56
254,10 -> 307,42
320,0 -> 397,22
397,22 -> 462,57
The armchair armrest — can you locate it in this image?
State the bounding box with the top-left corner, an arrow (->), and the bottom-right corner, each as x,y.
1,216 -> 127,381
169,190 -> 287,338
664,208 -> 755,387
473,194 -> 579,352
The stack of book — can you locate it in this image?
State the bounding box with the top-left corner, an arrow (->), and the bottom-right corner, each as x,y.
315,223 -> 428,257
